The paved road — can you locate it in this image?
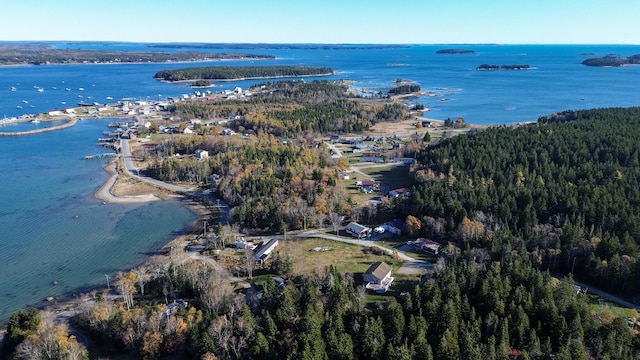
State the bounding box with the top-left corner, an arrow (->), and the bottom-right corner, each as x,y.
120,139 -> 192,193
574,280 -> 640,311
120,139 -> 232,224
324,140 -> 404,179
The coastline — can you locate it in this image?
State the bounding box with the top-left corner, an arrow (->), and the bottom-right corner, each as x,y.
93,160 -> 160,204
0,159 -> 210,333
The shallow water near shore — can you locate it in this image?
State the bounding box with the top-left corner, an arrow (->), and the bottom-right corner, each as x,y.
0,119 -> 197,323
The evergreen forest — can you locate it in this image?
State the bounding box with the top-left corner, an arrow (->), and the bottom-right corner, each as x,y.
401,107 -> 640,298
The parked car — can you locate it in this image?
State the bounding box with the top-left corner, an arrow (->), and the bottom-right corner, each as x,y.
373,226 -> 385,234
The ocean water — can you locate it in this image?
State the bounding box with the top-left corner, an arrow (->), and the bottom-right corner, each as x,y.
1,43 -> 640,322
2,44 -> 640,124
0,119 -> 197,322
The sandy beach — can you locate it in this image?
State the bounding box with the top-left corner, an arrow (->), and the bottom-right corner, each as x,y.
93,160 -> 160,204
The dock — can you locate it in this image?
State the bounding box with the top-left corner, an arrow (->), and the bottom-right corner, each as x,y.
84,153 -> 119,160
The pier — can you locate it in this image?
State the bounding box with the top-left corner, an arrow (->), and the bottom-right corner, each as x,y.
84,153 -> 119,160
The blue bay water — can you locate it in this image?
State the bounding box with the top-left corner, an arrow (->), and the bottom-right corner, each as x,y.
1,44 -> 640,322
2,44 -> 640,125
0,119 -> 197,322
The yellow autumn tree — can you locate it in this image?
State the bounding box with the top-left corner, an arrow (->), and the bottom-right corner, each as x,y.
405,215 -> 422,237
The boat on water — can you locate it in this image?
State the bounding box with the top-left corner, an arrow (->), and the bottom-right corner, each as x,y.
16,105 -> 22,109
10,86 -> 16,91
36,87 -> 44,92
106,96 -> 113,100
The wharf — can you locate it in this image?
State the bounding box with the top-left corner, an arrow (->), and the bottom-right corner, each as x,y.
84,153 -> 118,160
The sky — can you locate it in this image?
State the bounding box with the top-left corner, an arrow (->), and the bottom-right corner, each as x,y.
1,0 -> 639,44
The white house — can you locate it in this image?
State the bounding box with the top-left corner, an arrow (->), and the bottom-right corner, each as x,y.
363,261 -> 394,293
346,222 -> 371,238
253,238 -> 279,263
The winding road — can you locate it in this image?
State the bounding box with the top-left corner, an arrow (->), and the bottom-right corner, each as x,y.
120,138 -> 231,224
120,139 -> 192,193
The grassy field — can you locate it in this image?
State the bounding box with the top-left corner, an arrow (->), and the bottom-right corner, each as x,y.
360,164 -> 413,190
254,237 -> 426,304
275,237 -> 400,275
586,293 -> 639,320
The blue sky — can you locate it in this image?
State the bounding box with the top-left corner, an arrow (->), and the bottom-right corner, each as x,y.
1,0 -> 638,44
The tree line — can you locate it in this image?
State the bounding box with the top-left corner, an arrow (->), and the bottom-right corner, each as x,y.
7,255 -> 637,359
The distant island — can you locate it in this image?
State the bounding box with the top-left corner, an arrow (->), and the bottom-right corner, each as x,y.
154,65 -> 334,82
436,48 -> 476,54
582,54 -> 640,67
0,43 -> 274,66
476,64 -> 531,70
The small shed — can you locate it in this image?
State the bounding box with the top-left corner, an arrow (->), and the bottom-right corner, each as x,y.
195,149 -> 209,159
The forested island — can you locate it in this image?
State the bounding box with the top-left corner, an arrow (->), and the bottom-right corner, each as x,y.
0,43 -> 273,66
154,65 -> 334,82
477,64 -> 531,70
2,74 -> 640,358
582,54 -> 640,67
436,48 -> 476,54
389,84 -> 421,95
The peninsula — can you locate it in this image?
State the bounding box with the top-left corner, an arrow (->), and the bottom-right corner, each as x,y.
0,43 -> 274,66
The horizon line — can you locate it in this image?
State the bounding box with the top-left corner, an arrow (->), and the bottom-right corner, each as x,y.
1,40 -> 639,46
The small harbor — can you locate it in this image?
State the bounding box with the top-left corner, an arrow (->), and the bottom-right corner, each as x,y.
85,119 -> 137,158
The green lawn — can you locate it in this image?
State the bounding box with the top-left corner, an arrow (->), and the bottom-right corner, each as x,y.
585,293 -> 639,319
361,164 -> 413,190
